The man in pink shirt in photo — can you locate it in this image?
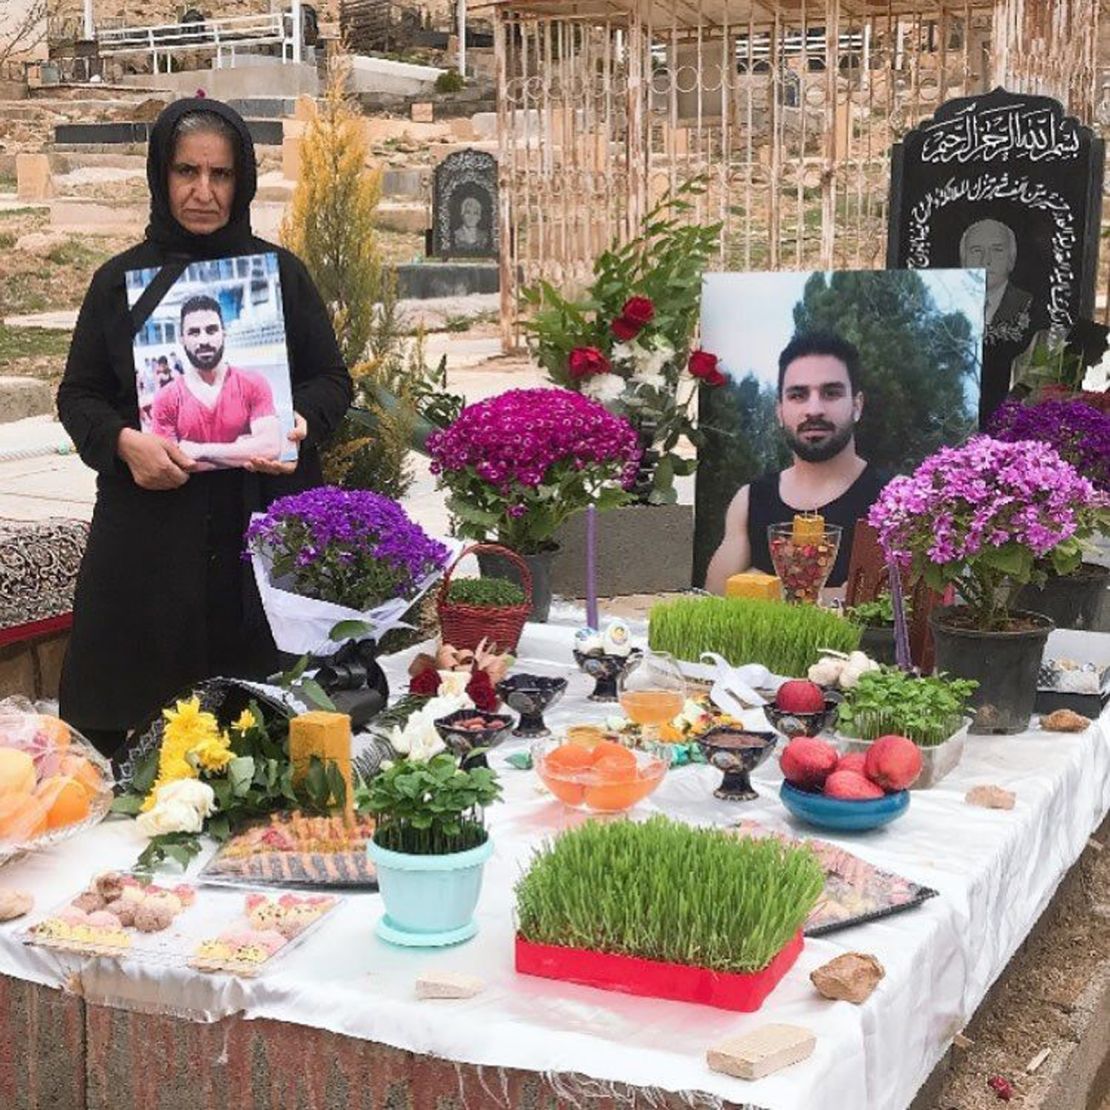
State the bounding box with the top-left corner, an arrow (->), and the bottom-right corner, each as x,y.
151,294 -> 284,469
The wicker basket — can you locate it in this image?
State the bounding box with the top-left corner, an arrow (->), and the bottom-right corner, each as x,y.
436,543 -> 533,652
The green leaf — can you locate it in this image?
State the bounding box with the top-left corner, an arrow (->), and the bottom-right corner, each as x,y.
228,756 -> 256,798
978,543 -> 1033,581
326,762 -> 348,810
110,794 -> 144,816
130,749 -> 160,795
330,619 -> 372,641
281,655 -> 310,685
299,678 -> 336,711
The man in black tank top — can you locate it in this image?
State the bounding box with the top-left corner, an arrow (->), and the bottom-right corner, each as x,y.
706,331 -> 891,593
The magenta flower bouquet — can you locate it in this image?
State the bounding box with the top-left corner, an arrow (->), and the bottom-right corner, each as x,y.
868,436 -> 1109,630
428,388 -> 642,554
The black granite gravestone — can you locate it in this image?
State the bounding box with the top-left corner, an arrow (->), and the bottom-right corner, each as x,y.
887,87 -> 1104,424
431,149 -> 499,260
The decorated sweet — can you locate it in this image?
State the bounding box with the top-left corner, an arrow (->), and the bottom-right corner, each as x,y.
63,872 -> 194,934
600,620 -> 632,657
573,627 -> 605,656
29,906 -> 131,952
0,888 -> 33,921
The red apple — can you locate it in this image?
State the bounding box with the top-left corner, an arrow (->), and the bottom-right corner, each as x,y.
775,680 -> 826,715
836,752 -> 867,775
824,769 -> 885,800
780,736 -> 839,792
863,735 -> 923,792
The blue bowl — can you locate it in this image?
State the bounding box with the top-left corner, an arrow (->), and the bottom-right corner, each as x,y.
779,781 -> 909,832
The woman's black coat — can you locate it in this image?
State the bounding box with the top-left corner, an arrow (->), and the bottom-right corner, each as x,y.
56,98 -> 353,732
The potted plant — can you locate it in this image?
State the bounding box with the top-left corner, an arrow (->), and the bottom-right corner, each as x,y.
833,668 -> 978,788
649,595 -> 861,678
436,546 -> 531,653
989,398 -> 1110,630
364,751 -> 502,946
427,388 -> 641,621
522,180 -> 724,596
868,436 -> 1109,733
514,815 -> 823,1012
245,486 -> 450,661
844,593 -> 906,665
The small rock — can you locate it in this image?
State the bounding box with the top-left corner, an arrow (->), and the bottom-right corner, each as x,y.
966,785 -> 1016,810
0,889 -> 33,921
810,952 -> 885,1004
1040,709 -> 1089,732
706,1023 -> 815,1080
414,970 -> 485,999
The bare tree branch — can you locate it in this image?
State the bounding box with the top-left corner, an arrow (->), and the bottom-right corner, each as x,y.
0,0 -> 48,72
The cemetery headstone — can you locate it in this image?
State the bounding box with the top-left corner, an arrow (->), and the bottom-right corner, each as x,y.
15,154 -> 54,202
887,87 -> 1104,424
431,148 -> 498,259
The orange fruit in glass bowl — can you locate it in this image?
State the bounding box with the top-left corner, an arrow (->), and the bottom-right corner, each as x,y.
0,748 -> 35,798
0,793 -> 48,840
36,775 -> 91,829
59,754 -> 103,797
533,738 -> 670,813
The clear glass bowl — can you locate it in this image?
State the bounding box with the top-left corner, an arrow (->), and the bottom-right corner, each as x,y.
531,736 -> 672,813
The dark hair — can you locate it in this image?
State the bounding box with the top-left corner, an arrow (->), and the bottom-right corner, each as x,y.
777,331 -> 861,396
180,294 -> 223,330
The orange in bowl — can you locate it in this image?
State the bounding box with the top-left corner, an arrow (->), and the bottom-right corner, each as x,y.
59,754 -> 103,797
36,775 -> 91,829
37,715 -> 71,748
534,737 -> 670,814
0,793 -> 48,840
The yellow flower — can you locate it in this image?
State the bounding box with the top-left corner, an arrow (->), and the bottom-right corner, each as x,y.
232,708 -> 257,734
191,731 -> 233,773
141,696 -> 216,809
163,696 -> 219,743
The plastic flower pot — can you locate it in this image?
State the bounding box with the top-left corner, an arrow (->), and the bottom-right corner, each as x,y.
929,609 -> 1054,734
1015,564 -> 1109,632
367,835 -> 493,947
478,546 -> 558,623
514,930 -> 803,1012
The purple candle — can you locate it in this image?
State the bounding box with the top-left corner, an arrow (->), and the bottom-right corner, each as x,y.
586,504 -> 599,630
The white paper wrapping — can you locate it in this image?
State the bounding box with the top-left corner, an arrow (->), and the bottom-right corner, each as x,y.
249,534 -> 463,656
0,625 -> 1106,1110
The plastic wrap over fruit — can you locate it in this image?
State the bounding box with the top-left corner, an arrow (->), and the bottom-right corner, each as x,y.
0,697 -> 115,857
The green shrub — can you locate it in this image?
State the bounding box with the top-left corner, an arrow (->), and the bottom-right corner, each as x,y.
648,596 -> 860,677
516,816 -> 824,973
446,577 -> 526,608
435,69 -> 465,94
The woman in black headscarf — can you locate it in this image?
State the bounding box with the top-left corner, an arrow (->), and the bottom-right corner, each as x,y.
57,98 -> 352,756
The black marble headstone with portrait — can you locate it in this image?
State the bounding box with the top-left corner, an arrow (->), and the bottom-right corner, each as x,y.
887,87 -> 1103,424
431,149 -> 499,260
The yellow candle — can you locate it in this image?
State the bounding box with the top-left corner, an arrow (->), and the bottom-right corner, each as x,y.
792,513 -> 825,543
725,572 -> 783,601
288,711 -> 353,814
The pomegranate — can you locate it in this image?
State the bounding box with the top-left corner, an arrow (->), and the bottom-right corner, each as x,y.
780,736 -> 839,792
824,769 -> 885,800
863,735 -> 923,792
775,680 -> 826,715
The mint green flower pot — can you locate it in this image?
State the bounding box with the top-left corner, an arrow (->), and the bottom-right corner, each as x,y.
368,835 -> 493,947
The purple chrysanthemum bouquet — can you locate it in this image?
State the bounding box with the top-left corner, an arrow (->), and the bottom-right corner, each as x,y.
427,388 -> 642,554
246,487 -> 451,654
988,399 -> 1110,493
868,436 -> 1109,630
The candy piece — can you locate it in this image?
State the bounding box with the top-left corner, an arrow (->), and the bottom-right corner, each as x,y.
415,970 -> 485,999
707,1024 -> 815,1080
810,953 -> 885,1003
0,889 -> 33,921
966,785 -> 1015,811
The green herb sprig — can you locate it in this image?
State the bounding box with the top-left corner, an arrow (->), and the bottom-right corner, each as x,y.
515,816 -> 824,973
836,668 -> 978,748
649,596 -> 860,677
446,577 -> 527,609
363,752 -> 502,855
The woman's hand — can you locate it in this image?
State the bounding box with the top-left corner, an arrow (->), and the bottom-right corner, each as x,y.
117,428 -> 196,490
245,412 -> 307,475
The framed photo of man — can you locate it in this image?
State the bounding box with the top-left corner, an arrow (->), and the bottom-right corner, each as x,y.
126,252 -> 296,472
694,268 -> 985,588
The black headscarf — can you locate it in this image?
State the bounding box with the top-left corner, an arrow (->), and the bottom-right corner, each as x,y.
145,97 -> 258,259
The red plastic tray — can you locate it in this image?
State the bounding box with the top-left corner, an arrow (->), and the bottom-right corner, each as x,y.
514,930 -> 803,1012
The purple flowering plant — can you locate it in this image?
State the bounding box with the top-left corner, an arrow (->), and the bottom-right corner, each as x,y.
427,388 -> 642,554
988,399 -> 1110,493
245,486 -> 449,611
868,436 -> 1110,630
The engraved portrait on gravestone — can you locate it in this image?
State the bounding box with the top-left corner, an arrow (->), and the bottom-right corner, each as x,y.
452,192 -> 489,251
958,219 -> 1033,344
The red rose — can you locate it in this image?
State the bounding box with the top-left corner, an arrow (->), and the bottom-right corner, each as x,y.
611,316 -> 640,341
568,346 -> 611,381
621,296 -> 655,328
409,668 -> 440,696
688,349 -> 725,387
466,668 -> 499,712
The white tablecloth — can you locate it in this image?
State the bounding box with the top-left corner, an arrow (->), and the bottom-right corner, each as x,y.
1,623 -> 1108,1110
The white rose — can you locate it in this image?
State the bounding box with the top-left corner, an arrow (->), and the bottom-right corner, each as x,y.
154,779 -> 216,818
611,341 -> 638,367
582,372 -> 628,406
136,799 -> 205,838
437,670 -> 471,698
408,725 -> 447,762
